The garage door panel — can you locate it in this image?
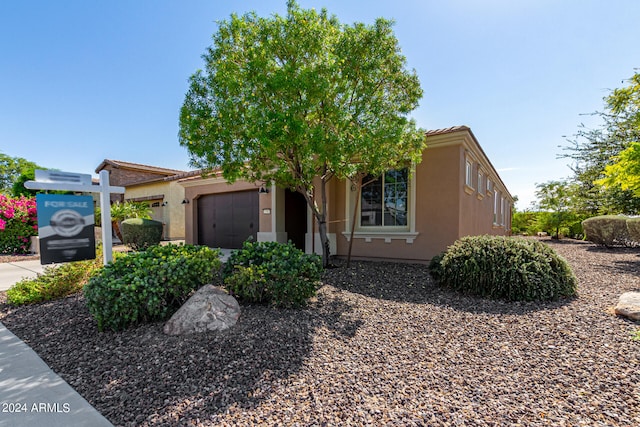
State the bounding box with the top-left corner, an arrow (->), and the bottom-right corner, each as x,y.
197,191 -> 258,249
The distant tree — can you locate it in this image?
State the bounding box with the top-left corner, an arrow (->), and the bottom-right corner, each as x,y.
535,180 -> 578,238
11,166 -> 38,197
0,153 -> 39,195
179,1 -> 425,266
511,210 -> 539,235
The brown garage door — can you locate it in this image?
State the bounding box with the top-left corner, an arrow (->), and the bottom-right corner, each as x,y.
197,191 -> 259,249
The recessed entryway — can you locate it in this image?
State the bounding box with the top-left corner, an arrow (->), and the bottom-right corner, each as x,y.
285,189 -> 307,250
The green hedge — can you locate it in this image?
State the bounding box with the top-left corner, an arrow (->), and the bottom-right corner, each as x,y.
429,235 -> 577,301
582,215 -> 632,247
626,217 -> 640,243
84,244 -> 221,331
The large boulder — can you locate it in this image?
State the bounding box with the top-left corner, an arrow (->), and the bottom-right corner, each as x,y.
163,285 -> 241,335
614,292 -> 640,321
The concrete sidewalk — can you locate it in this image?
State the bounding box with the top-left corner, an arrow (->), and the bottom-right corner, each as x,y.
1,260 -> 113,426
0,321 -> 113,427
0,260 -> 47,292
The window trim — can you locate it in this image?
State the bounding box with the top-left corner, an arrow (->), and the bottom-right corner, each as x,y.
464,159 -> 474,194
493,188 -> 499,225
359,169 -> 410,230
486,178 -> 493,196
343,168 -> 418,244
477,170 -> 485,200
341,230 -> 420,244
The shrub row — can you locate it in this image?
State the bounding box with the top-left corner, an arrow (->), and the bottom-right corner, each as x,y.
582,215 -> 640,247
429,235 -> 577,302
84,241 -> 320,331
20,235 -> 579,330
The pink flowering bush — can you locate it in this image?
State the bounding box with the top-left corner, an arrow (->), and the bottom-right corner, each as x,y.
0,195 -> 38,254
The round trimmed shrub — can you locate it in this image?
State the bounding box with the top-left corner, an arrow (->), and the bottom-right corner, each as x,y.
582,215 -> 632,247
84,244 -> 221,331
222,240 -> 322,308
428,235 -> 577,301
121,218 -> 163,251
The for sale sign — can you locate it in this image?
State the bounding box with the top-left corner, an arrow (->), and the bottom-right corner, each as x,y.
36,194 -> 96,264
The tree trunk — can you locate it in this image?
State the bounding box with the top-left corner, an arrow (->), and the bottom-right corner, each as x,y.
112,220 -> 123,242
317,176 -> 331,267
346,175 -> 362,268
298,175 -> 332,268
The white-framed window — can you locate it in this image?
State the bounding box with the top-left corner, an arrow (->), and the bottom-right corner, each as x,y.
487,178 -> 493,195
504,200 -> 511,228
465,159 -> 474,189
500,196 -> 506,226
361,169 -> 408,228
477,171 -> 484,198
493,189 -> 499,224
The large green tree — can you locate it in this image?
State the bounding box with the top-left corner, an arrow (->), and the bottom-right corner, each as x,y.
179,1 -> 425,266
594,72 -> 640,197
561,71 -> 640,214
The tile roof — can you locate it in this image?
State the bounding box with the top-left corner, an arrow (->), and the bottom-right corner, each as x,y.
95,159 -> 187,175
166,168 -> 224,182
425,126 -> 470,136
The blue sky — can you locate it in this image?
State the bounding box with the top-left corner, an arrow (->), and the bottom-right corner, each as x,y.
1,0 -> 638,209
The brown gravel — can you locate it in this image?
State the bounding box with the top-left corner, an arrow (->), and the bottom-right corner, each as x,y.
1,238 -> 639,426
0,253 -> 40,263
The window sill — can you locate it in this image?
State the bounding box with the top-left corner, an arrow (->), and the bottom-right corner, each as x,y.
341,231 -> 419,244
464,185 -> 475,195
476,193 -> 485,200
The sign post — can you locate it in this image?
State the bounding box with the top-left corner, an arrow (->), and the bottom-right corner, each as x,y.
25,170 -> 125,265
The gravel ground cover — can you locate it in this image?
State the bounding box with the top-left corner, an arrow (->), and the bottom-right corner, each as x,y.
0,254 -> 40,263
0,238 -> 639,426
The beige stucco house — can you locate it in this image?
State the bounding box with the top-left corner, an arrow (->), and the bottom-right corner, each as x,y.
178,126 -> 514,261
95,160 -> 187,240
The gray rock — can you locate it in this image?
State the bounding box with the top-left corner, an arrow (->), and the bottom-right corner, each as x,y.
163,285 -> 241,335
614,292 -> 640,321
